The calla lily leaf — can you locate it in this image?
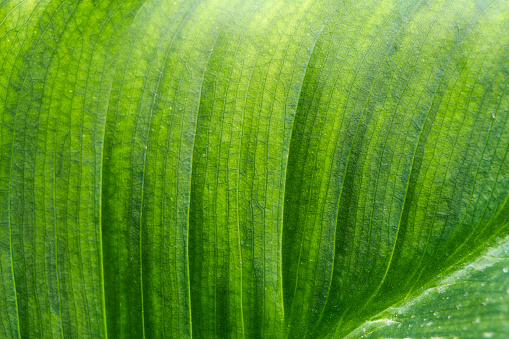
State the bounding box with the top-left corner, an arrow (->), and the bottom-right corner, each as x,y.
1,0 -> 508,338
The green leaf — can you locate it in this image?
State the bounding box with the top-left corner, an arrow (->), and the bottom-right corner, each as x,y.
0,0 -> 508,338
345,235 -> 509,338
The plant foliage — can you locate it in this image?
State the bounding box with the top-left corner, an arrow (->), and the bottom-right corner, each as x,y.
1,0 -> 509,338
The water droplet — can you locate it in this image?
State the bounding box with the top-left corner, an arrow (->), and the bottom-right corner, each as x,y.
475,317 -> 481,323
503,267 -> 508,273
384,319 -> 395,325
483,333 -> 494,338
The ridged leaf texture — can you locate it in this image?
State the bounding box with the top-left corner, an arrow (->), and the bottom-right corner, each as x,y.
1,0 -> 508,338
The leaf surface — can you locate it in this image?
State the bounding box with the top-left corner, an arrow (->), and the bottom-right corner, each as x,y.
0,0 -> 508,338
